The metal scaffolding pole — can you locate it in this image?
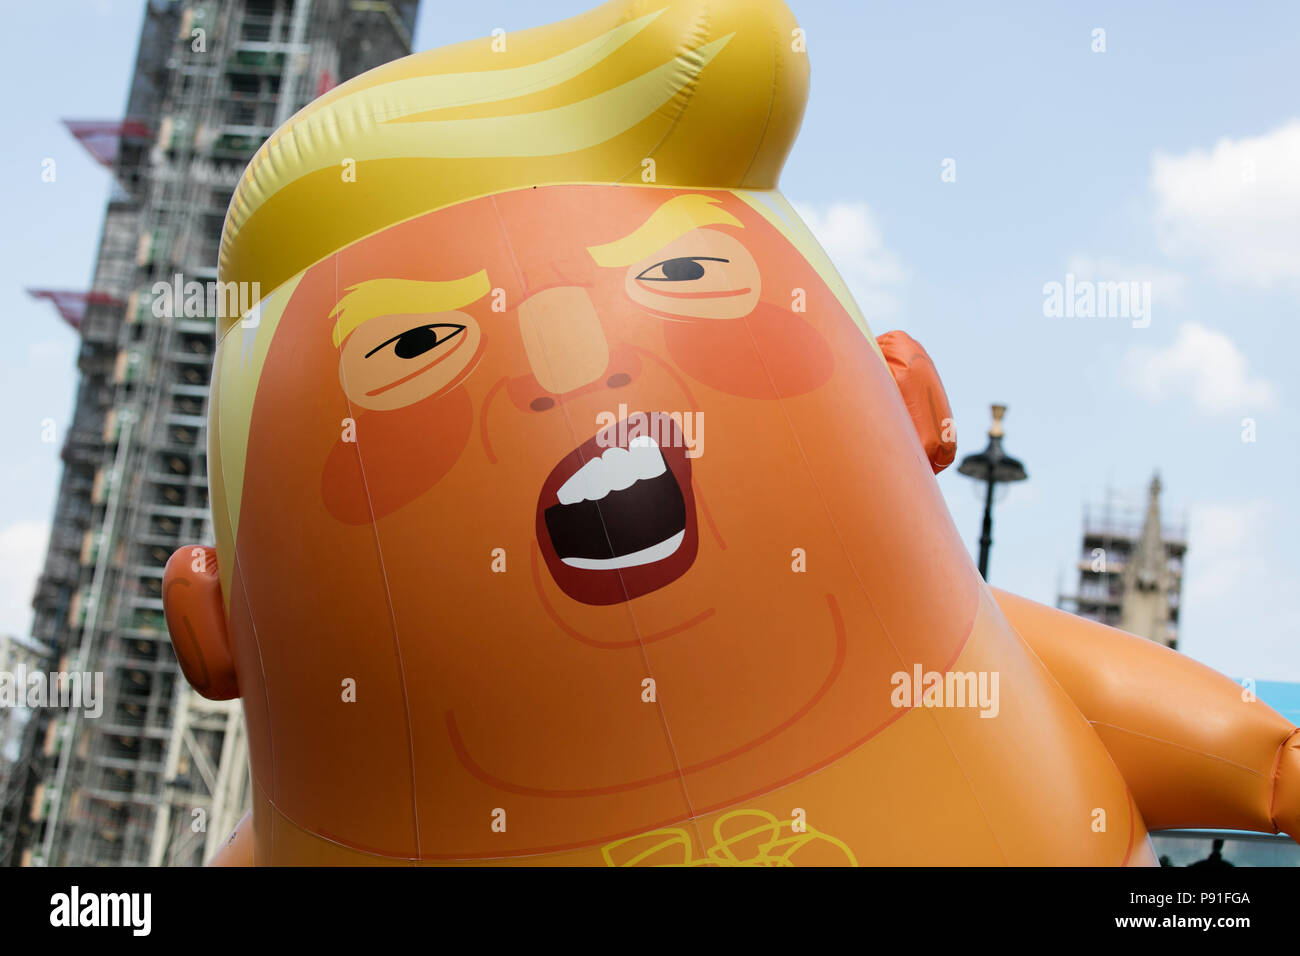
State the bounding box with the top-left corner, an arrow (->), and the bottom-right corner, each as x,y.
38,411 -> 135,865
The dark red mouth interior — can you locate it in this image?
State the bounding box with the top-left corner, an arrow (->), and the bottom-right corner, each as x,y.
535,413 -> 699,606
544,471 -> 685,562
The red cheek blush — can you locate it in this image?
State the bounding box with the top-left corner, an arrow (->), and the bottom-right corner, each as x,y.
322,386 -> 473,523
664,303 -> 834,399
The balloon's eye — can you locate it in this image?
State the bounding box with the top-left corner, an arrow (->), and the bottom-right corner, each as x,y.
636,257 -> 728,282
365,323 -> 466,359
622,227 -> 759,320
339,308 -> 479,412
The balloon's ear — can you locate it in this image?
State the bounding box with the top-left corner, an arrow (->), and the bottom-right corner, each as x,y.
163,545 -> 239,700
876,330 -> 957,474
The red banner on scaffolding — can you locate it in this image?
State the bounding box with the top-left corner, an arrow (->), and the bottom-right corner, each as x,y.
62,118 -> 152,168
27,289 -> 123,331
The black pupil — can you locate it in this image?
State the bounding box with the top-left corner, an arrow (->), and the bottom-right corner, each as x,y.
394,325 -> 458,359
662,258 -> 706,281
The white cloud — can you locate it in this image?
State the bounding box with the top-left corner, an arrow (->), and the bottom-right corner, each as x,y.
0,521 -> 48,639
793,201 -> 905,322
1124,322 -> 1276,415
1151,120 -> 1300,287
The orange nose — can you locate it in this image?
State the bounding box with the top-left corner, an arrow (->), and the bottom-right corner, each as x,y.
517,286 -> 610,396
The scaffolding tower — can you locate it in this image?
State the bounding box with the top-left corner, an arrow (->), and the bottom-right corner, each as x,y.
1057,474 -> 1188,648
6,0 -> 417,868
0,634 -> 54,865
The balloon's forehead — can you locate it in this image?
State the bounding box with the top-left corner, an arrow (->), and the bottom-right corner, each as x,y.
330,184 -> 785,280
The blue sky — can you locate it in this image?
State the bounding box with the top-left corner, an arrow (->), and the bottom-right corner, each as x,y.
1,1 -> 1296,680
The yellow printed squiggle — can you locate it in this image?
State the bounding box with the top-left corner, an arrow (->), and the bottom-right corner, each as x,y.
602,810 -> 858,867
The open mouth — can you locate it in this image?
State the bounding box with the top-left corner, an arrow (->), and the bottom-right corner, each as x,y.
536,413 -> 698,605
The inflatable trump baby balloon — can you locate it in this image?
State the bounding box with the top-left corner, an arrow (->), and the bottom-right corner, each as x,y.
162,0 -> 1300,865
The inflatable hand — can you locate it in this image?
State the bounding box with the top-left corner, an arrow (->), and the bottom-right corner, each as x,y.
1274,730 -> 1300,842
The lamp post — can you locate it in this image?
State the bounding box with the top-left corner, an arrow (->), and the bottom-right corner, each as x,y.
957,404 -> 1028,581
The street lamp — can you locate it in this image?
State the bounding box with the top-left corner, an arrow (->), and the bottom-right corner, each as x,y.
957,404 -> 1028,581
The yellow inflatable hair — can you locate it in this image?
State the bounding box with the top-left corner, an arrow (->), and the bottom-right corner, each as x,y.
220,0 -> 815,304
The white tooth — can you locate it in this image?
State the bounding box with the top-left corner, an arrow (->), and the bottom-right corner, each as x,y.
601,447 -> 639,492
556,437 -> 667,505
577,455 -> 610,501
628,436 -> 667,480
557,456 -> 606,504
562,530 -> 685,570
556,471 -> 585,505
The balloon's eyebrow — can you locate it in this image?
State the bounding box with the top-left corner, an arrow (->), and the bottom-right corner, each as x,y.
329,271 -> 490,347
587,194 -> 743,268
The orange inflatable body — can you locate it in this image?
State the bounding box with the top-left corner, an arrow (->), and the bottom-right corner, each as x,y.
162,0 -> 1300,865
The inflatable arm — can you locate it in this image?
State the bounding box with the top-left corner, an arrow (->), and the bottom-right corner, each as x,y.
993,589 -> 1300,841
